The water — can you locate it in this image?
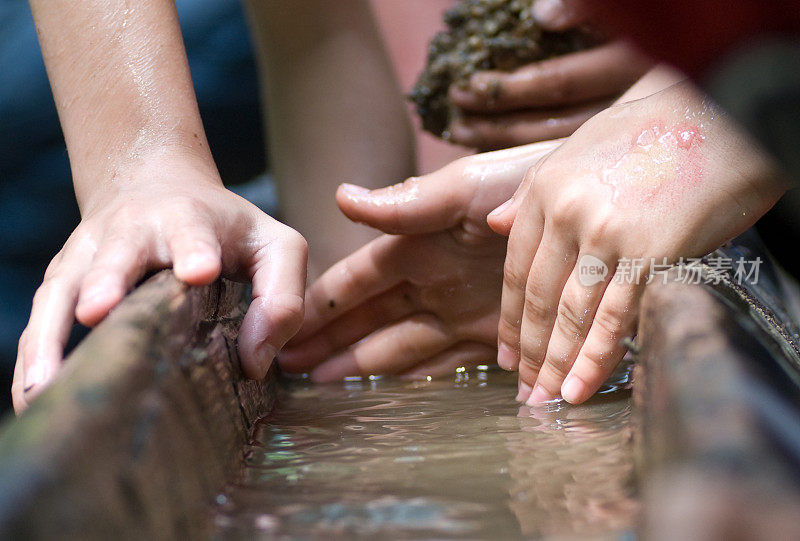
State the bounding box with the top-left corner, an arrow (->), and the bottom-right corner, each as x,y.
212,367 -> 637,540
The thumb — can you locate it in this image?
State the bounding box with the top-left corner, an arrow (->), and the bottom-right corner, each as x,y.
487,156 -> 545,236
238,224 -> 308,380
487,148 -> 554,235
336,165 -> 473,235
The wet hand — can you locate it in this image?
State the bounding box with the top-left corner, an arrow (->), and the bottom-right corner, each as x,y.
447,0 -> 651,150
279,141 -> 561,381
13,157 -> 307,412
487,81 -> 787,405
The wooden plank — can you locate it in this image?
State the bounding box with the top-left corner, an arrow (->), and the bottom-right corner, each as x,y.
635,264 -> 800,540
0,271 -> 275,540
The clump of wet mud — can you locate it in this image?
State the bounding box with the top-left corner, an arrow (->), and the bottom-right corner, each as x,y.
410,0 -> 601,138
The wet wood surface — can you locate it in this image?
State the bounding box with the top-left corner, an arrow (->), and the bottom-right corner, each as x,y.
3,237 -> 800,539
635,267 -> 800,540
0,271 -> 275,540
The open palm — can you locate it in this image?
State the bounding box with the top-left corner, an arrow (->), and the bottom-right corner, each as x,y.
279,141 -> 561,380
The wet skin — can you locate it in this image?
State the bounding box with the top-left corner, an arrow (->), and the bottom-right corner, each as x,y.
14,0 -> 308,412
280,141 -> 562,380
284,78 -> 784,406
488,80 -> 787,405
447,0 -> 652,150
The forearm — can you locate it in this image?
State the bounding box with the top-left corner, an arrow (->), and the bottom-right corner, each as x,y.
30,0 -> 217,212
245,0 -> 416,275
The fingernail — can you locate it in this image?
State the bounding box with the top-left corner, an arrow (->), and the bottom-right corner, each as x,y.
256,343 -> 277,378
449,84 -> 474,101
260,343 -> 277,362
24,363 -> 48,393
516,379 -> 533,402
532,0 -> 564,25
561,376 -> 585,404
445,123 -> 472,145
78,283 -> 110,306
473,76 -> 499,98
340,183 -> 370,198
497,342 -> 517,370
489,197 -> 514,217
526,384 -> 555,405
182,252 -> 216,271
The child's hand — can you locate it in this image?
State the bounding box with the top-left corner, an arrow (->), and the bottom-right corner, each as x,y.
488,81 -> 787,405
13,156 -> 307,412
447,0 -> 651,150
279,141 -> 561,381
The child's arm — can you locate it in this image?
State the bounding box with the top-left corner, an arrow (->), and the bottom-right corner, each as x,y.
245,0 -> 416,278
14,0 -> 307,411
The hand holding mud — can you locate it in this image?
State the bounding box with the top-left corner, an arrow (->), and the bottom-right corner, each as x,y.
414,0 -> 651,150
487,81 -> 788,404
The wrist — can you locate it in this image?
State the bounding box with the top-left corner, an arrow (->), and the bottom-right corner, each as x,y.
75,144 -> 223,216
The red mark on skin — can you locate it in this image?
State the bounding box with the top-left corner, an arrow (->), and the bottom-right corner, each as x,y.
675,124 -> 702,150
600,120 -> 705,205
631,122 -> 702,151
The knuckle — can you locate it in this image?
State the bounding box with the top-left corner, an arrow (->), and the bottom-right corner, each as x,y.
592,305 -> 626,341
498,311 -> 521,342
401,315 -> 447,356
43,253 -> 65,280
82,266 -> 124,290
580,346 -> 614,373
518,347 -> 544,374
449,156 -> 472,180
551,189 -> 583,227
19,338 -> 39,368
16,329 -> 30,358
523,286 -> 552,323
397,338 -> 426,360
556,299 -> 588,340
541,65 -> 569,102
585,210 -> 621,248
503,257 -> 529,292
33,276 -> 69,304
170,221 -> 217,246
269,293 -> 305,338
283,229 -> 308,255
544,353 -> 572,381
96,245 -> 143,271
113,205 -> 145,225
518,324 -> 547,371
172,194 -> 210,216
21,344 -> 37,367
521,165 -> 537,188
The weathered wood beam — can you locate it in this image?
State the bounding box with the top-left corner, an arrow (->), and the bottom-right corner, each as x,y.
0,271 -> 275,540
635,267 -> 800,540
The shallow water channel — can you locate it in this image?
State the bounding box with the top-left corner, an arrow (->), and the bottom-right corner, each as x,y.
212,367 -> 637,540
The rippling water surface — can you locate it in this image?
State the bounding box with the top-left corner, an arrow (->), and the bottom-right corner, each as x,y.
212,368 -> 636,540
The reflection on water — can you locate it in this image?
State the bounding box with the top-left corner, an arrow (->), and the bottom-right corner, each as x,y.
212,367 -> 637,540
